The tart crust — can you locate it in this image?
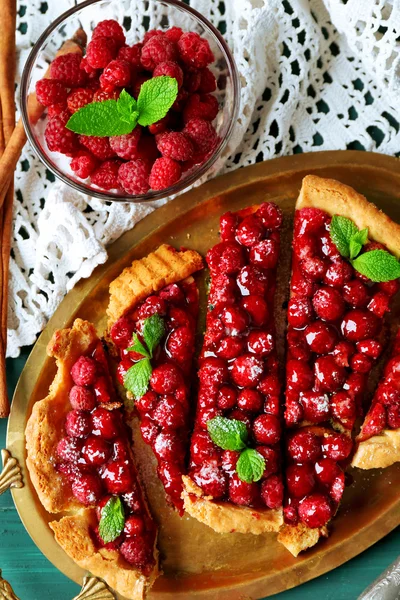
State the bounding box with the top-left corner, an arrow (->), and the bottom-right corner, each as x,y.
277,523 -> 328,557
25,319 -> 160,600
352,429 -> 400,469
182,477 -> 283,534
107,244 -> 203,326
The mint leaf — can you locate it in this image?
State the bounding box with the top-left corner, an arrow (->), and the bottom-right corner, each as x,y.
207,417 -> 248,451
349,228 -> 368,260
66,100 -> 134,136
126,333 -> 150,359
99,496 -> 125,544
142,314 -> 165,357
236,449 -> 266,483
352,249 -> 400,282
330,215 -> 359,258
137,76 -> 178,127
118,89 -> 137,118
124,358 -> 152,398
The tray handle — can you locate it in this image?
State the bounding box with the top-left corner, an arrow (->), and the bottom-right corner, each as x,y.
0,569 -> 20,600
0,450 -> 23,496
72,576 -> 116,599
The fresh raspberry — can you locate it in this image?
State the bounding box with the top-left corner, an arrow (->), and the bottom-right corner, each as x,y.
152,396 -> 186,430
56,436 -> 83,463
82,435 -> 112,466
80,57 -> 98,77
141,36 -> 178,70
298,493 -> 332,528
93,88 -> 120,102
312,286 -> 345,322
101,460 -> 134,494
118,159 -> 150,195
199,67 -> 217,92
237,265 -> 268,296
314,355 -> 346,393
118,43 -> 142,69
109,127 -> 142,159
79,135 -> 116,160
287,296 -> 313,328
91,406 -> 120,440
72,474 -> 103,505
183,93 -> 219,123
148,114 -> 170,135
65,409 -> 91,438
250,239 -> 279,269
124,515 -> 145,536
261,474 -> 284,509
300,391 -> 330,422
69,385 -> 96,411
184,69 -> 201,92
156,131 -> 194,161
45,111 -> 79,155
120,537 -> 153,569
71,356 -> 97,386
67,87 -> 94,113
286,464 -> 315,498
229,473 -> 258,506
236,215 -> 264,246
70,150 -> 98,179
133,73 -> 151,98
287,430 -> 321,462
92,19 -> 126,48
171,88 -> 189,112
368,291 -> 390,317
165,27 -> 183,43
341,309 -> 380,342
178,32 -> 214,68
286,359 -> 313,392
153,61 -> 183,87
295,207 -> 327,235
86,37 -> 118,69
323,259 -> 353,287
47,102 -> 68,119
100,59 -> 132,92
91,159 -> 122,190
304,321 -> 337,354
183,118 -> 217,154
35,79 -> 68,107
50,53 -> 87,87
138,295 -> 167,319
149,157 -> 181,190
253,414 -> 281,444
143,29 -> 164,44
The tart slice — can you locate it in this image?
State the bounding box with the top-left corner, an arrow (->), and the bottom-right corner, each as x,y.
279,175 -> 400,556
182,202 -> 285,534
25,319 -> 159,600
352,328 -> 400,469
107,244 -> 203,514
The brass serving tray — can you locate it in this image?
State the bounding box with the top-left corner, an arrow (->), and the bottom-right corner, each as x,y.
7,150 -> 400,600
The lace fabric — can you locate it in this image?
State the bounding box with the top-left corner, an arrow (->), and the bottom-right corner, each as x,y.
9,0 -> 400,357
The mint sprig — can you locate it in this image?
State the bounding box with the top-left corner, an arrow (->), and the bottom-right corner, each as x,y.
99,496 -> 125,544
124,313 -> 165,399
330,214 -> 400,282
66,77 -> 178,137
207,417 -> 266,483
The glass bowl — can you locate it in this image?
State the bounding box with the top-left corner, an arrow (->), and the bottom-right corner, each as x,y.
20,0 -> 239,202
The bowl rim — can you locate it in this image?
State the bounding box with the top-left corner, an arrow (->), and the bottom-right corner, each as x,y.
20,0 -> 240,203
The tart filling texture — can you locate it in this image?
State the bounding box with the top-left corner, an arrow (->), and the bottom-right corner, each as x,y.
183,202 -> 285,533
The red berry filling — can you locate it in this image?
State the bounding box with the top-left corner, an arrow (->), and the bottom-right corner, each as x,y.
111,279 -> 199,514
56,341 -> 156,574
38,20 -> 221,195
284,207 -> 400,528
188,203 -> 284,509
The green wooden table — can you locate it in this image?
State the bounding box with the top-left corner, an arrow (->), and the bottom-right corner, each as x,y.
1,350 -> 398,600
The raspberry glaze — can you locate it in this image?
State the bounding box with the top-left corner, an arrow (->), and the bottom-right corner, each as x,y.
188,202 -> 284,509
110,278 -> 199,514
284,207 -> 400,528
358,329 -> 400,440
56,341 -> 156,574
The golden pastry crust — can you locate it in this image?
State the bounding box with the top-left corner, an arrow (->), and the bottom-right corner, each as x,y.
277,523 -> 328,557
297,175 -> 400,258
50,513 -> 160,600
182,476 -> 283,534
25,319 -> 160,599
352,429 -> 400,469
25,319 -> 98,513
107,244 -> 203,326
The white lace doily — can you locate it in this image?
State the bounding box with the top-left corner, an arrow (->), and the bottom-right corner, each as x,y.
9,0 -> 400,358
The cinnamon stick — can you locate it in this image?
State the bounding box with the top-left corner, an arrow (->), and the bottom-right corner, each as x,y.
0,26 -> 87,417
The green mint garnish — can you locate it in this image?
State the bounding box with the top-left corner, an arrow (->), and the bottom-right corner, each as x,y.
330,215 -> 359,258
66,77 -> 178,137
207,417 -> 248,451
330,214 -> 400,282
99,496 -> 125,544
236,448 -> 265,483
124,357 -> 152,399
127,333 -> 150,359
142,314 -> 165,357
123,313 -> 165,399
207,416 -> 265,483
352,249 -> 400,282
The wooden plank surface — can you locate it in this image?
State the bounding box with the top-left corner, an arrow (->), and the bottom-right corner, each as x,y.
0,350 -> 398,600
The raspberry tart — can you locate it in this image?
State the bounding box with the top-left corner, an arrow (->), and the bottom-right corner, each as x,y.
182,203 -> 285,534
107,244 -> 203,514
352,328 -> 400,469
25,319 -> 159,599
278,175 -> 400,556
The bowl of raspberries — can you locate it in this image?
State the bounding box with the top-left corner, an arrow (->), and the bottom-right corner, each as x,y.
20,0 -> 239,201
